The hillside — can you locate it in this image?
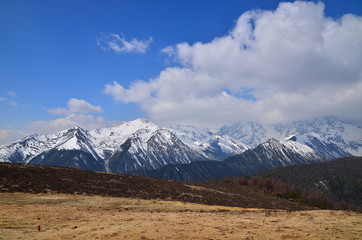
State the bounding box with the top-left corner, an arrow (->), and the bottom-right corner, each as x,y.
0,162 -> 311,211
253,157 -> 362,208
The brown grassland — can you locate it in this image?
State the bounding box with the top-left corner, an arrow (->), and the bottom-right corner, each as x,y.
1,192 -> 362,240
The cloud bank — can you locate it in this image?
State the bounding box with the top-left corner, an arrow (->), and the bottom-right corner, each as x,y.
105,1 -> 362,127
97,33 -> 153,53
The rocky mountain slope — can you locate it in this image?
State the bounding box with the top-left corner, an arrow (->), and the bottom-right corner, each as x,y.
0,116 -> 360,178
132,138 -> 326,182
0,119 -> 211,173
169,125 -> 249,160
218,116 -> 361,157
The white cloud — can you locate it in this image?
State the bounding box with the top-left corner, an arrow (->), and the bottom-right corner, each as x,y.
104,1 -> 362,126
23,99 -> 121,136
28,114 -> 122,135
97,33 -> 153,53
0,97 -> 6,101
48,98 -> 102,115
7,91 -> 17,97
104,1 -> 362,127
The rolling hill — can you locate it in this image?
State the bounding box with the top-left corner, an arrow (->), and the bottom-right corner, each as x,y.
0,162 -> 312,211
252,156 -> 362,208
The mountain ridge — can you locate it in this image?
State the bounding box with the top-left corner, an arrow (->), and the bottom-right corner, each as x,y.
217,116 -> 362,156
0,119 -> 216,174
0,116 -> 360,178
131,138 -> 326,182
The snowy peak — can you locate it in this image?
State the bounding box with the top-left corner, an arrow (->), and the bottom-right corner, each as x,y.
55,127 -> 89,150
241,138 -> 326,168
169,125 -> 212,147
0,126 -> 92,164
169,124 -> 249,160
136,137 -> 329,182
218,121 -> 282,147
285,117 -> 362,156
90,118 -> 158,141
1,116 -> 360,178
260,138 -> 320,157
293,133 -> 352,159
218,117 -> 362,157
0,119 -> 213,173
205,135 -> 249,160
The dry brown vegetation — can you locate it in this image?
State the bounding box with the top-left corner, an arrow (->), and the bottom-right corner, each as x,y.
0,163 -> 312,211
1,163 -> 362,239
1,192 -> 362,240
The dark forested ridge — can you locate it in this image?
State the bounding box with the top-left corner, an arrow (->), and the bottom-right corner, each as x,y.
250,157 -> 362,209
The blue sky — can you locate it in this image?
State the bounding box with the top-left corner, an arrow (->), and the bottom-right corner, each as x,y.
1,0 -> 362,144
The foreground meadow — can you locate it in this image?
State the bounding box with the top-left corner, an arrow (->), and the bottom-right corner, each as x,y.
0,193 -> 361,240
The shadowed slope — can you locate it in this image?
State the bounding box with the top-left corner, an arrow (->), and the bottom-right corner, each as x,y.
0,162 -> 311,211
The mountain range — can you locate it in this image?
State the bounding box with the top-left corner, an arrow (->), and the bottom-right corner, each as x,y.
217,117 -> 361,157
131,138 -> 326,182
0,116 -> 361,181
0,119 -> 210,173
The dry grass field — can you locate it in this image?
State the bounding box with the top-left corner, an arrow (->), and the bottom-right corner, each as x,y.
1,192 -> 362,240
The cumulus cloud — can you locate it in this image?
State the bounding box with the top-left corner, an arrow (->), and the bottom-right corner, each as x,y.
28,114 -> 122,135
97,32 -> 153,53
17,99 -> 123,137
105,1 -> 362,127
48,98 -> 102,115
0,97 -> 6,101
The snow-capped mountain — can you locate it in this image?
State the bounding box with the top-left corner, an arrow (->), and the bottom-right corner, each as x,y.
218,121 -> 282,148
169,125 -> 249,160
0,119 -> 210,173
132,138 -> 326,182
218,117 -> 362,157
291,133 -> 352,159
242,138 -> 326,167
1,116 -> 360,179
284,117 -> 362,156
0,127 -> 97,164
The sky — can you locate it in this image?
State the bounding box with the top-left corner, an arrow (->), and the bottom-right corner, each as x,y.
1,0 -> 362,144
